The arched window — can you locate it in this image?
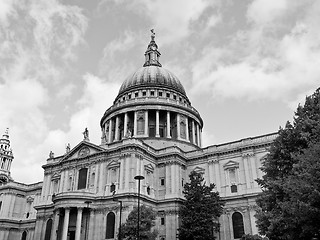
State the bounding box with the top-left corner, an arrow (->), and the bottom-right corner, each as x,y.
78,168 -> 88,190
44,219 -> 53,240
232,212 -> 245,238
21,231 -> 27,240
106,212 -> 115,239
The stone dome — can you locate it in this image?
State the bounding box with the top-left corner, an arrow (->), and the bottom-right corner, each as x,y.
118,65 -> 187,97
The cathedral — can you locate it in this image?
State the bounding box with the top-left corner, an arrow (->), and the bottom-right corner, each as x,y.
0,33 -> 277,240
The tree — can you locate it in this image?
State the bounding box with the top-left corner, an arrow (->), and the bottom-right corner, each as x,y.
256,88 -> 320,240
241,234 -> 268,240
120,205 -> 158,240
179,171 -> 224,240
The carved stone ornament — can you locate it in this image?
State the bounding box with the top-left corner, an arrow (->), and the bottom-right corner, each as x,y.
78,147 -> 90,157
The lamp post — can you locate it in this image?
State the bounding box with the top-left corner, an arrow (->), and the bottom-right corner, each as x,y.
134,175 -> 144,240
112,191 -> 123,240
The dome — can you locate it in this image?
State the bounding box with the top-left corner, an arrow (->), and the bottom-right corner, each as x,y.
118,65 -> 187,97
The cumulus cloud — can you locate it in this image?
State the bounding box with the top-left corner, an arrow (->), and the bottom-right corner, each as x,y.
190,0 -> 320,109
0,0 -> 88,183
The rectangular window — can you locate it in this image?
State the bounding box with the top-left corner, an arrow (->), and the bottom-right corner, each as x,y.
159,91 -> 163,97
160,178 -> 165,186
142,91 -> 146,96
173,95 -> 177,100
128,94 -> 131,99
151,91 -> 155,96
135,92 -> 138,98
78,168 -> 88,189
161,217 -> 165,225
166,93 -> 170,98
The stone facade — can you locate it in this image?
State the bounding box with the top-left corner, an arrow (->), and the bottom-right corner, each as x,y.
0,34 -> 278,240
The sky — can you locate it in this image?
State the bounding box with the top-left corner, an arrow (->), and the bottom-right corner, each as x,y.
0,0 -> 320,183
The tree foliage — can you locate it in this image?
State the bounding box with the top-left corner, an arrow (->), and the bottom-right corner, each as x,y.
256,88 -> 320,240
241,234 -> 268,240
120,205 -> 158,240
179,171 -> 224,240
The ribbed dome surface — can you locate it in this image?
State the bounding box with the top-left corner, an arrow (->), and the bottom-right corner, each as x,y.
118,66 -> 187,97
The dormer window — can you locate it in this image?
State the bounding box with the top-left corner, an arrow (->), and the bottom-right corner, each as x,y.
150,91 -> 155,96
143,91 -> 146,96
159,91 -> 163,97
166,93 -> 170,98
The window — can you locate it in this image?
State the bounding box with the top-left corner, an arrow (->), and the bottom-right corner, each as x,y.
173,95 -> 177,100
135,92 -> 138,97
26,212 -> 30,218
21,231 -> 27,240
106,212 -> 115,239
232,212 -> 245,239
110,183 -> 116,193
179,97 -> 182,102
147,186 -> 150,195
128,94 -> 131,99
0,201 -> 2,211
150,91 -> 155,96
44,219 -> 53,240
142,91 -> 146,96
77,168 -> 88,190
161,217 -> 165,225
166,93 -> 170,98
122,96 -> 125,101
160,178 -> 165,186
159,91 -> 163,97
231,185 -> 238,193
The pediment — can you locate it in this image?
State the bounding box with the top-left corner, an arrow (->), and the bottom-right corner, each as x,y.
107,160 -> 120,169
223,160 -> 239,170
144,163 -> 154,173
193,166 -> 205,173
61,141 -> 104,162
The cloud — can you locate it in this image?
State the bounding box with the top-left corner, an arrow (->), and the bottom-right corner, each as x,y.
190,0 -> 320,109
0,0 -> 88,183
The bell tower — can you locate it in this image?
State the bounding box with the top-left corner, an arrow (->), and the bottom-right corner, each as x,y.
0,128 -> 13,184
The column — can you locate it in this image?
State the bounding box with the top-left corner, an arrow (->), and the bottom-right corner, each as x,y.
200,129 -> 203,147
124,157 -> 130,191
108,119 -> 113,143
133,111 -> 137,137
51,209 -> 60,240
192,120 -> 196,144
166,111 -> 171,138
88,209 -> 95,239
185,117 -> 189,141
144,110 -> 148,137
243,155 -> 251,190
75,208 -> 83,240
165,164 -> 170,197
115,115 -> 120,141
119,157 -> 124,191
177,113 -> 181,139
124,112 -> 128,138
196,124 -> 200,146
98,163 -> 104,193
208,162 -> 214,184
61,208 -> 70,240
250,155 -> 258,188
171,164 -> 176,195
156,110 -> 160,137
214,162 -> 221,192
59,171 -> 65,193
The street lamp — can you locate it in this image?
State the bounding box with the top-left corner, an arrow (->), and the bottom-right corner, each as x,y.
134,175 -> 144,240
112,191 -> 123,240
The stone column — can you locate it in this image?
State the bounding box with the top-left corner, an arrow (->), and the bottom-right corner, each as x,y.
51,209 -> 60,240
115,115 -> 120,141
144,110 -> 148,137
119,157 -> 124,191
61,208 -> 70,240
214,161 -> 221,192
196,123 -> 200,146
133,111 -> 137,137
199,129 -> 203,147
124,113 -> 128,138
208,161 -> 214,184
165,164 -> 171,197
108,119 -> 113,143
192,120 -> 196,144
166,111 -> 171,138
75,208 -> 83,240
185,117 -> 189,141
177,113 -> 181,139
250,155 -> 258,188
156,110 -> 160,137
243,154 -> 251,190
171,164 -> 176,195
88,209 -> 95,239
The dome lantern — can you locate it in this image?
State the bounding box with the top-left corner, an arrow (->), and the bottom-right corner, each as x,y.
143,29 -> 162,67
